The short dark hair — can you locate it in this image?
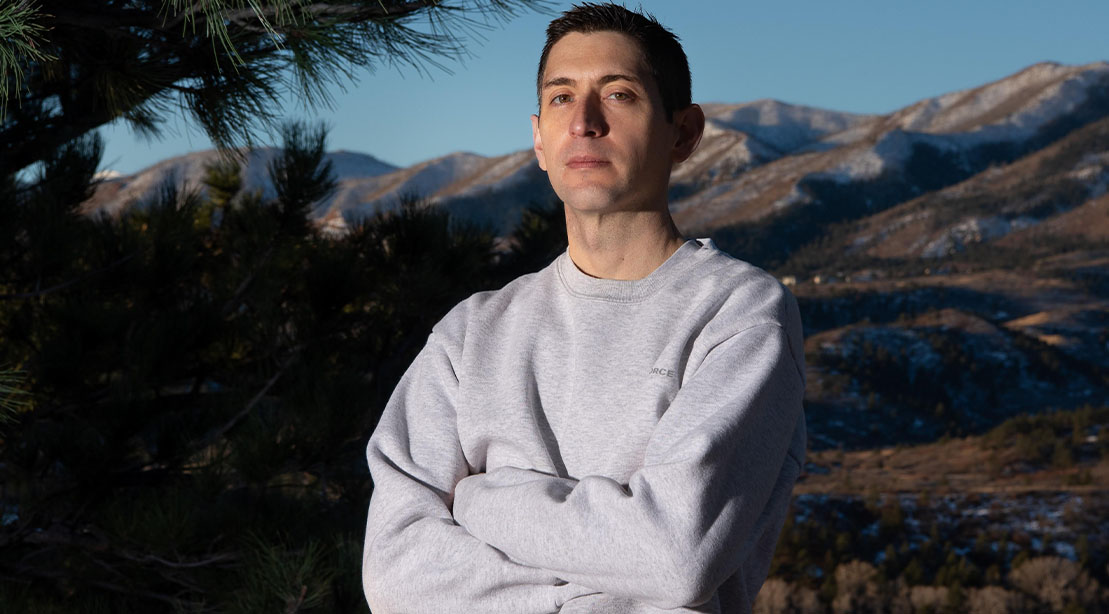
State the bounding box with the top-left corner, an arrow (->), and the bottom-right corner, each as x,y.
536,2 -> 691,121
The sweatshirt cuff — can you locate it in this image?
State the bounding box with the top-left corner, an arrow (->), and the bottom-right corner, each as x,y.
453,467 -> 577,535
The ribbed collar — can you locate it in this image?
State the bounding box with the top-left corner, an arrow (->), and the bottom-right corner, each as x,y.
555,239 -> 709,303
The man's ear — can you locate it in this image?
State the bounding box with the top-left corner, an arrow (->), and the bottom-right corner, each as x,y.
531,114 -> 548,171
671,104 -> 705,164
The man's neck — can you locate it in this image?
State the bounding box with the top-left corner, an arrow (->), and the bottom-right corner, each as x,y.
565,208 -> 686,280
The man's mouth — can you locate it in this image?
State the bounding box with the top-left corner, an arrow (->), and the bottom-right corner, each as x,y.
566,156 -> 610,169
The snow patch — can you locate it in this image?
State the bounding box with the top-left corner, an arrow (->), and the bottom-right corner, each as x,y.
702,99 -> 877,154
816,130 -> 917,183
451,150 -> 537,198
895,62 -> 1109,146
771,185 -> 811,211
94,169 -> 122,181
1069,152 -> 1109,200
922,216 -> 1039,257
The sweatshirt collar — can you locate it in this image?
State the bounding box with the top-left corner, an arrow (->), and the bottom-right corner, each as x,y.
555,239 -> 710,302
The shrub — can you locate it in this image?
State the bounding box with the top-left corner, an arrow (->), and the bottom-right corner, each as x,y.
966,585 -> 1025,614
832,560 -> 883,614
909,585 -> 948,613
1009,556 -> 1101,612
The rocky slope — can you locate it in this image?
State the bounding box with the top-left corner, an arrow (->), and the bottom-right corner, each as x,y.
86,61 -> 1109,452
89,61 -> 1109,245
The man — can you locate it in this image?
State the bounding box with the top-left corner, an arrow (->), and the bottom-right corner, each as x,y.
362,4 -> 805,613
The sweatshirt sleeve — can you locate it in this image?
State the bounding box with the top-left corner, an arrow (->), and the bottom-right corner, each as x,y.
451,321 -> 806,610
362,332 -> 597,613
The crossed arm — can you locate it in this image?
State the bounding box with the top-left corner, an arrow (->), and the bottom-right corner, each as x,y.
362,332 -> 595,614
362,323 -> 804,613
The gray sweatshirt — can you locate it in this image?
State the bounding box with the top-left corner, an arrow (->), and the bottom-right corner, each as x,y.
363,239 -> 806,614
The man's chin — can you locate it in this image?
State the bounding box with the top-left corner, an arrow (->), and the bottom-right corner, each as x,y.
559,195 -> 625,214
553,184 -> 627,211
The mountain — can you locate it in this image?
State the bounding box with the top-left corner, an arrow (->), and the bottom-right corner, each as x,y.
811,115 -> 1109,261
85,61 -> 1109,450
700,99 -> 875,155
83,147 -> 398,217
88,61 -> 1109,244
669,100 -> 876,189
324,149 -> 555,233
674,61 -> 1109,264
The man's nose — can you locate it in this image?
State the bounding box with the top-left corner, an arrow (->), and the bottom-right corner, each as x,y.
570,95 -> 608,137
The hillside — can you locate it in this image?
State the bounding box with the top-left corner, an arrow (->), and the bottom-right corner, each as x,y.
798,407 -> 1109,495
82,147 -> 398,218
91,62 -> 1109,242
26,56 -> 1109,612
84,60 -> 1109,454
794,114 -> 1109,265
756,407 -> 1109,614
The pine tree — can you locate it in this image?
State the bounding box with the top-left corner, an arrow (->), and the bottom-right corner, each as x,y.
0,119 -> 520,610
1,4 -> 562,609
0,2 -> 565,608
1,0 -> 546,177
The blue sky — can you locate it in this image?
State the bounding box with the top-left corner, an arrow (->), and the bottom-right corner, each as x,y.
99,0 -> 1109,174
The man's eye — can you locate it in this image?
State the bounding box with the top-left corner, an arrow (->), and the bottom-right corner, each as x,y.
607,92 -> 632,101
551,94 -> 572,105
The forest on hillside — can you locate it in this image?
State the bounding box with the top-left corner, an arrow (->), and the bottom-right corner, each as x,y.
0,122 -> 571,611
3,1 -> 1107,610
2,125 -> 1107,612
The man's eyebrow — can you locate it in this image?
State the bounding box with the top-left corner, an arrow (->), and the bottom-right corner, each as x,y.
542,77 -> 576,90
599,74 -> 641,86
541,74 -> 642,90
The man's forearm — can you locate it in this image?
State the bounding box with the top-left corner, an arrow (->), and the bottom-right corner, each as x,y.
364,496 -> 596,613
363,332 -> 598,613
452,324 -> 805,610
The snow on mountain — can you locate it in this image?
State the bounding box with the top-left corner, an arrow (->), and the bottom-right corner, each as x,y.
93,169 -> 123,181
815,130 -> 919,183
701,99 -> 877,154
316,149 -> 554,234
920,216 -> 1038,258
361,151 -> 488,202
327,150 -> 538,215
325,149 -> 403,180
440,150 -> 538,199
83,61 -> 1109,244
784,62 -> 1109,186
670,149 -> 830,227
674,61 -> 1109,233
84,148 -> 397,217
885,61 -> 1109,142
671,128 -> 776,185
836,115 -> 1109,261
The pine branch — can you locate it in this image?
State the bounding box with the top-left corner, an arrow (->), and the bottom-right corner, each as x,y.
114,550 -> 238,569
0,253 -> 136,300
204,344 -> 303,443
2,0 -> 551,175
220,244 -> 275,317
167,1 -> 447,33
0,565 -> 187,607
0,1 -> 56,106
46,2 -> 461,56
0,369 -> 32,421
284,584 -> 308,614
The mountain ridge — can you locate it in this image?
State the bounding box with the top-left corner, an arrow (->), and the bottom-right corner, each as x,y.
87,61 -> 1109,243
80,59 -> 1109,453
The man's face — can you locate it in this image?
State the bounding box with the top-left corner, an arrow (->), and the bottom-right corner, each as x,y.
532,31 -> 689,215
